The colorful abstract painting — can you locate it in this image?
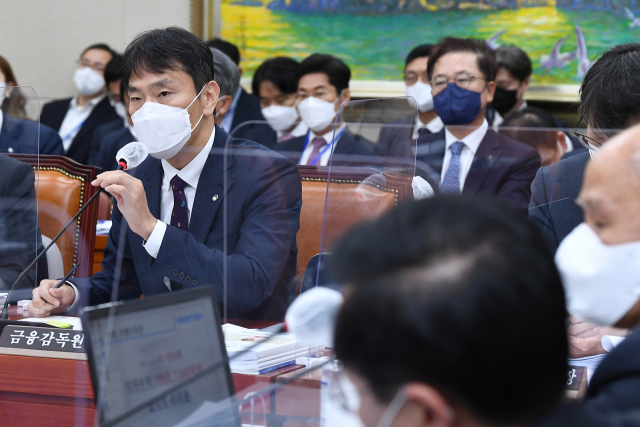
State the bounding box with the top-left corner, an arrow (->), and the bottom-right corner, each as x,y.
221,0 -> 640,84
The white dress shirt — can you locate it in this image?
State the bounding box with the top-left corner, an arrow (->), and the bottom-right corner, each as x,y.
413,115 -> 444,139
221,86 -> 243,134
143,127 -> 215,290
298,124 -> 346,166
440,119 -> 488,190
58,94 -> 105,151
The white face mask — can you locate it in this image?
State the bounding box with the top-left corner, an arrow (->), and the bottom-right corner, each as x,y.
73,67 -> 105,96
555,223 -> 640,326
588,142 -> 599,159
405,81 -> 434,113
262,104 -> 299,132
298,93 -> 343,133
131,86 -> 205,159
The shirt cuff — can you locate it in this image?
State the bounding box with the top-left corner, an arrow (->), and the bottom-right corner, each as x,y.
143,220 -> 167,258
66,281 -> 80,312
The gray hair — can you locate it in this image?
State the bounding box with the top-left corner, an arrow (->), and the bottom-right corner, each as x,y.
210,47 -> 240,98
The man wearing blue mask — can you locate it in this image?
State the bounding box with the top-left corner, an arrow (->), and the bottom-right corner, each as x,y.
415,37 -> 540,211
27,27 -> 302,321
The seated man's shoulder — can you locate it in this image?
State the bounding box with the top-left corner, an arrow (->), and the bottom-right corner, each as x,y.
275,135 -> 306,152
540,151 -> 590,180
495,130 -> 539,158
232,137 -> 300,173
0,154 -> 33,186
43,98 -> 72,109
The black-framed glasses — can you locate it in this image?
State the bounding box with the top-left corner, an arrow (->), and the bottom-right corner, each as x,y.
430,71 -> 486,94
573,117 -> 604,150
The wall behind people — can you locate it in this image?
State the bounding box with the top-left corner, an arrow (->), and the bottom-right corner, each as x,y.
0,0 -> 190,119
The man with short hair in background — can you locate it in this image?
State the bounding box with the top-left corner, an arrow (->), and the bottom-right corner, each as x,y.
41,43 -> 120,164
500,106 -> 568,167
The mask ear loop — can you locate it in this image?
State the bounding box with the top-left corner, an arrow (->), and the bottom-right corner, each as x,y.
187,84 -> 208,131
374,388 -> 408,427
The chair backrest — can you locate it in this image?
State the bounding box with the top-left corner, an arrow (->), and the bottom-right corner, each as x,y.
295,166 -> 412,292
7,154 -> 100,278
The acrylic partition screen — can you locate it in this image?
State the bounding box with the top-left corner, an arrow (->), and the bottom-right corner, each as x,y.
0,85 -> 41,309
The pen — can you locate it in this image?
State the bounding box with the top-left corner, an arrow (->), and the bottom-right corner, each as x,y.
55,263 -> 80,289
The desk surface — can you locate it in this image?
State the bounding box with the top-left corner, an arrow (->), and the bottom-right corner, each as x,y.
1,307 -> 320,426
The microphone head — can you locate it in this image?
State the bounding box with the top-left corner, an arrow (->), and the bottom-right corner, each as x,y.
285,287 -> 344,347
116,142 -> 149,170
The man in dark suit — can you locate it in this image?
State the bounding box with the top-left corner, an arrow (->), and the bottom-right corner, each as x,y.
277,54 -> 379,167
0,155 -> 44,293
28,27 -> 300,322
206,38 -> 277,148
415,37 -> 540,210
536,125 -> 640,426
40,43 -> 120,164
377,44 -> 444,159
529,43 -> 640,253
0,111 -> 63,155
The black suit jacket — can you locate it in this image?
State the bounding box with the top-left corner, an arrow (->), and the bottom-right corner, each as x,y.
375,115 -> 417,158
528,152 -> 589,253
72,125 -> 301,321
416,128 -> 541,211
0,155 -> 45,296
0,112 -> 64,155
40,96 -> 120,164
228,89 -> 278,149
276,131 -> 382,167
86,119 -> 125,168
535,327 -> 640,427
93,127 -> 136,172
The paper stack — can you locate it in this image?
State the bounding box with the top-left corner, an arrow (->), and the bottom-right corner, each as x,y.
223,324 -> 322,375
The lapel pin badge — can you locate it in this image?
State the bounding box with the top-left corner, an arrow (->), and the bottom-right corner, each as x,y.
212,195 -> 219,201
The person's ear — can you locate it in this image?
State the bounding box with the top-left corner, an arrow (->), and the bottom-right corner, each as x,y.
557,131 -> 567,152
216,95 -> 233,117
404,383 -> 456,427
521,76 -> 530,93
485,81 -> 496,104
202,81 -> 220,117
335,88 -> 351,113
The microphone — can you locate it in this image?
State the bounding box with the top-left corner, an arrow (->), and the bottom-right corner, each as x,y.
0,143 -> 149,319
285,286 -> 344,347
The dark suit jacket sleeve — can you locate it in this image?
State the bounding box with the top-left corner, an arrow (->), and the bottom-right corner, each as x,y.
528,166 -> 560,251
71,203 -> 143,308
0,158 -> 39,290
149,155 -> 302,315
496,146 -> 540,211
39,124 -> 64,155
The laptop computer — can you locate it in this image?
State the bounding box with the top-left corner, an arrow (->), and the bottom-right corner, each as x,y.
81,286 -> 241,427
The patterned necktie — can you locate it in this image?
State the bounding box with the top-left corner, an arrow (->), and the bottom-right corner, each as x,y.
307,137 -> 327,165
440,141 -> 465,194
170,175 -> 189,291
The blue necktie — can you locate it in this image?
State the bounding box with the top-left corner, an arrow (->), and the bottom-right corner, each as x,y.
440,141 -> 465,194
170,175 -> 189,290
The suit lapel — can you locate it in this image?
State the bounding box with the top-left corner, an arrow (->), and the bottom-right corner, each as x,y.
189,126 -> 234,243
415,131 -> 447,176
462,129 -> 501,196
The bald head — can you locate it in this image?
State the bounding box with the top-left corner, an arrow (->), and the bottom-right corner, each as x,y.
578,124 -> 640,244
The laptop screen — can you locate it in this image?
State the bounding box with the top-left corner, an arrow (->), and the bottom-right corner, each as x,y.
82,287 -> 240,427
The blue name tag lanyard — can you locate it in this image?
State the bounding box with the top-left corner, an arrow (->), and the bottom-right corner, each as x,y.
299,128 -> 346,166
61,119 -> 87,147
